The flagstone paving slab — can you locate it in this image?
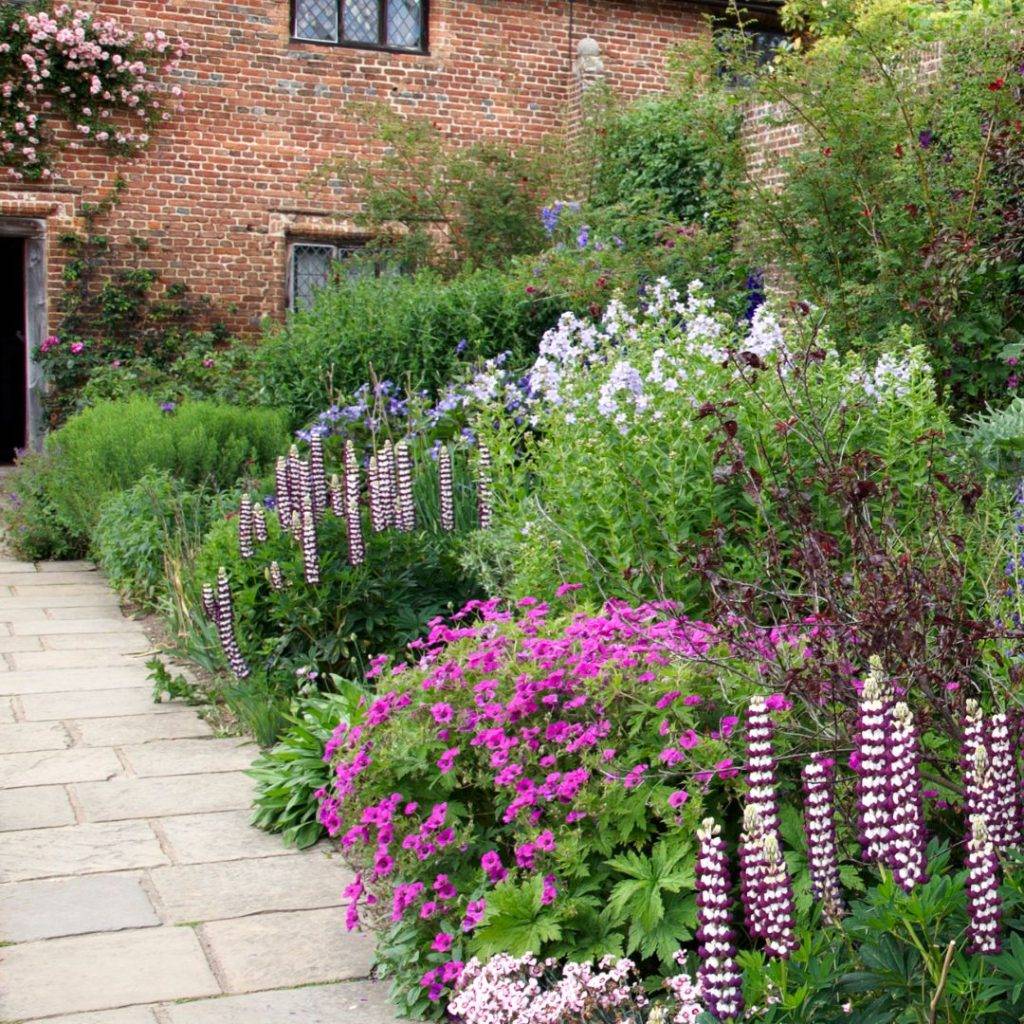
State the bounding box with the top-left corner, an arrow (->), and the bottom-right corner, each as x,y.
20,1007 -> 157,1024
0,926 -> 221,1019
0,559 -> 36,573
0,746 -> 122,787
120,737 -> 256,777
0,871 -> 160,941
162,980 -> 399,1023
11,647 -> 148,670
0,719 -> 70,752
1,587 -> 121,609
0,632 -> 43,653
200,907 -> 376,993
2,569 -> 103,586
0,664 -> 151,694
35,559 -> 96,572
151,850 -> 346,923
154,809 -> 295,865
73,770 -> 252,821
45,603 -> 128,620
72,711 -> 214,746
0,784 -> 76,831
20,687 -> 184,720
0,819 -> 170,882
43,630 -> 152,650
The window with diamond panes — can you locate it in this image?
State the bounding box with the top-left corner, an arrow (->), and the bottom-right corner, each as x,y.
293,0 -> 425,49
288,242 -> 398,309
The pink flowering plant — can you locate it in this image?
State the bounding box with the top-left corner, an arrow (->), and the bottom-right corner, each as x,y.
0,2 -> 186,180
317,593 -> 815,1017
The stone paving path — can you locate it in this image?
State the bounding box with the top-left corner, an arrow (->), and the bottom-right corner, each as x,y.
0,559 -> 397,1024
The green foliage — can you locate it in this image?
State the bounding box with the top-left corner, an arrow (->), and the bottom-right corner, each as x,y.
255,268 -> 561,428
0,449 -> 85,561
964,397 -> 1024,481
700,0 -> 1024,416
92,472 -> 237,609
742,843 -> 1024,1024
313,104 -> 559,274
582,86 -> 742,230
43,398 -> 286,543
248,682 -> 366,848
479,287 -> 979,612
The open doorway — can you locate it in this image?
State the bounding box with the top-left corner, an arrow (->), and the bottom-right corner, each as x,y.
0,236 -> 27,464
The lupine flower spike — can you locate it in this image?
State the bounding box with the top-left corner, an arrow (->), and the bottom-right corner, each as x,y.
301,501 -> 320,586
888,702 -> 928,891
237,493 -> 254,560
695,818 -> 744,1021
274,456 -> 290,529
201,582 -> 216,620
344,441 -> 365,566
268,560 -> 285,590
987,712 -> 1020,849
476,442 -> 493,529
438,446 -> 455,533
286,445 -> 303,513
962,700 -> 988,825
252,502 -> 268,543
329,473 -> 345,517
368,456 -> 386,534
214,567 -> 249,679
290,510 -> 302,542
308,433 -> 328,519
380,440 -> 397,529
966,814 -> 1002,955
801,754 -> 845,923
855,657 -> 893,864
395,441 -> 416,532
739,806 -> 798,958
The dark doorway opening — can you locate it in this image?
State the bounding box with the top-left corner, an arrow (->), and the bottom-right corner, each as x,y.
0,237 -> 26,464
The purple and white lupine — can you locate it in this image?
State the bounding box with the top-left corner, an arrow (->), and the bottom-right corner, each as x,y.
987,712 -> 1020,849
888,702 -> 929,891
274,455 -> 291,529
739,696 -> 780,941
252,502 -> 268,543
438,446 -> 455,533
344,441 -> 365,566
854,657 -> 894,865
201,581 -> 216,620
966,813 -> 1002,955
301,502 -> 320,586
963,700 -> 989,825
368,456 -> 386,534
286,445 -> 303,515
268,560 -> 285,591
801,754 -> 845,924
237,493 -> 254,560
695,818 -> 744,1021
476,442 -> 493,530
739,806 -> 798,959
962,701 -> 1020,850
395,440 -> 416,532
308,433 -> 328,519
329,473 -> 345,517
214,567 -> 249,679
380,440 -> 397,529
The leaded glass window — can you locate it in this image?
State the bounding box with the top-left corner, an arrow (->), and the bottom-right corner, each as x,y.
288,241 -> 398,310
293,0 -> 425,51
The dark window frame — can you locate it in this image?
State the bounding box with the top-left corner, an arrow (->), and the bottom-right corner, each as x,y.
290,0 -> 429,54
286,237 -> 396,311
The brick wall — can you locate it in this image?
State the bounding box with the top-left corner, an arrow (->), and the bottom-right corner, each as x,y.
1,0 -> 708,337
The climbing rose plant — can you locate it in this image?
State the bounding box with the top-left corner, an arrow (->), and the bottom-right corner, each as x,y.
0,2 -> 187,180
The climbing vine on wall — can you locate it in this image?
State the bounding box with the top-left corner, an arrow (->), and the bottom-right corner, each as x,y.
0,2 -> 187,181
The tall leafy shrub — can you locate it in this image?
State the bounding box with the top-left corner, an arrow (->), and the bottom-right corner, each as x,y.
44,398 -> 285,540
255,269 -> 561,428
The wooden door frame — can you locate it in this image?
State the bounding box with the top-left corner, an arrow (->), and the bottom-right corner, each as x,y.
0,218 -> 45,451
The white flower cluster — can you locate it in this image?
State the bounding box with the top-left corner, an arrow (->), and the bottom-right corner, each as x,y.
848,349 -> 928,402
